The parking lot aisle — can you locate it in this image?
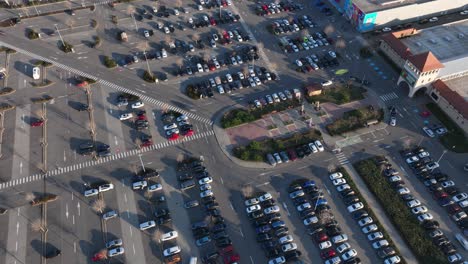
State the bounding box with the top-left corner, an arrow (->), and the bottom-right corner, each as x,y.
342,164 -> 418,263
159,167 -> 199,260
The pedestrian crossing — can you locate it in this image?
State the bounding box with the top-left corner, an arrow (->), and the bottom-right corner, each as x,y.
0,130 -> 215,190
0,41 -> 213,126
379,92 -> 399,102
335,152 -> 349,165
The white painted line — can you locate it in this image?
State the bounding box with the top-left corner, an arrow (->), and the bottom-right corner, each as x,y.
229,202 -> 234,210
250,256 -> 254,264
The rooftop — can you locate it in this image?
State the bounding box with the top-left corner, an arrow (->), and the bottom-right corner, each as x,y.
407,51 -> 443,72
432,79 -> 468,119
400,20 -> 468,61
443,76 -> 468,102
353,0 -> 432,13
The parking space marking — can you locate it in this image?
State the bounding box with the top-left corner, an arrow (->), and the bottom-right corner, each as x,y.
0,130 -> 215,190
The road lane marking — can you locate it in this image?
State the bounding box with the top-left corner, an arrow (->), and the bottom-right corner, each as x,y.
239,228 -> 244,238
229,202 -> 234,210
282,202 -> 290,216
129,226 -> 133,237
250,256 -> 254,264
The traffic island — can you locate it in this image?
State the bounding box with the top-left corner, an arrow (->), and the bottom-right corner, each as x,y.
326,105 -> 384,136
31,80 -> 54,88
0,87 -> 15,96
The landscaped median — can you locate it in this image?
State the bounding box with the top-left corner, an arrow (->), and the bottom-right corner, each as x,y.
334,167 -> 406,264
305,85 -> 366,105
353,158 -> 447,264
221,100 -> 302,128
326,105 -> 384,136
233,129 -> 321,161
426,102 -> 468,153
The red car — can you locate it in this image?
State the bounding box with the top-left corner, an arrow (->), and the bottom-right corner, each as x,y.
31,120 -> 44,127
210,17 -> 217,26
288,149 -> 298,161
140,139 -> 153,147
222,30 -> 230,39
182,129 -> 194,137
137,114 -> 147,121
315,232 -> 328,243
320,249 -> 337,260
168,133 -> 179,141
433,191 -> 448,200
77,81 -> 88,87
224,254 -> 240,264
420,111 -> 431,118
91,252 -> 107,261
448,204 -> 462,214
209,64 -> 216,71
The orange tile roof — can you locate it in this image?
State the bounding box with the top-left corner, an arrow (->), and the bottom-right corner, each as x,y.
408,51 -> 444,72
381,33 -> 413,59
432,80 -> 468,119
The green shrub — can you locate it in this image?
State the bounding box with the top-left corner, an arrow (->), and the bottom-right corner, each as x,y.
326,106 -> 383,136
0,103 -> 15,111
186,85 -> 201,99
305,85 -> 366,105
26,29 -> 39,39
221,109 -> 256,128
354,158 -> 447,264
60,41 -> 74,53
0,87 -> 15,96
142,70 -> 156,83
103,56 -> 117,68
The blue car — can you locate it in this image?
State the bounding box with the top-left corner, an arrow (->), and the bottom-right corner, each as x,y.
316,198 -> 328,206
256,225 -> 271,234
303,180 -> 316,188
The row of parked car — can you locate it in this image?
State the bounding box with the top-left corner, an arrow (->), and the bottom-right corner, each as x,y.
399,147 -> 468,262
329,170 -> 402,264
187,10 -> 240,29
266,140 -> 325,166
278,31 -> 332,53
252,88 -> 301,108
295,51 -> 339,73
177,160 -> 240,264
243,191 -> 302,264
161,112 -> 195,141
271,15 -> 317,36
254,1 -> 304,16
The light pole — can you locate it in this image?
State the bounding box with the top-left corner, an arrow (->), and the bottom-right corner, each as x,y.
130,13 -> 138,32
54,24 -> 65,48
138,153 -> 145,172
314,189 -> 324,212
433,150 -> 448,172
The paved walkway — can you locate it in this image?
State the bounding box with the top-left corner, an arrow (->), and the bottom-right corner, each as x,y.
342,163 -> 418,264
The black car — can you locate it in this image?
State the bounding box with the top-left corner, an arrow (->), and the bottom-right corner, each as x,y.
340,189 -> 356,198
208,208 -> 221,217
212,223 -> 226,233
193,227 -> 210,237
326,226 -> 343,236
390,180 -> 405,189
445,186 -> 459,195
274,227 -> 289,237
434,173 -> 448,182
284,250 -> 301,261
261,240 -> 278,250
205,202 -> 219,210
77,103 -> 89,111
216,237 -> 232,247
45,249 -> 61,259
300,208 -> 315,218
302,145 -> 312,156
295,147 -> 305,158
288,185 -> 302,193
352,210 -> 369,220
344,257 -> 361,264
257,233 -> 272,242
293,197 -> 307,206
265,248 -> 281,258
253,218 -> 269,227
440,243 -> 456,255
202,196 -> 215,204
157,214 -> 171,225
178,174 -> 193,181
377,247 -> 395,259
154,209 -> 169,218
422,220 -> 440,230
400,194 -> 414,201
263,213 -> 281,222
343,196 -> 360,205
202,252 -> 219,262
317,204 -> 331,212
212,231 -> 229,240
249,210 -> 264,219
261,199 -> 276,207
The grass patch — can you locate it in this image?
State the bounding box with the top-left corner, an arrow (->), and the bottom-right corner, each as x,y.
221,100 -> 302,128
354,158 -> 447,264
426,102 -> 468,153
335,167 -> 406,264
306,85 -> 366,105
326,106 -> 384,136
233,130 -> 321,161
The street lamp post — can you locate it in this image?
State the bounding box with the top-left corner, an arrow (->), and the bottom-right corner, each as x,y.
130,13 -> 138,32
433,150 -> 448,172
138,153 -> 146,172
54,24 -> 65,48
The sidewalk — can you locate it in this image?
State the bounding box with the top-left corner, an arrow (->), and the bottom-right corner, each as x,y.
342,163 -> 418,264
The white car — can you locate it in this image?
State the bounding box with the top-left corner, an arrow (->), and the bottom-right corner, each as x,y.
226,74 -> 233,82
407,199 -> 421,208
358,217 -> 373,227
303,216 -> 319,226
321,80 -> 333,87
297,202 -> 311,212
389,175 -> 401,182
200,183 -> 211,191
272,93 -> 280,103
278,235 -> 293,244
139,220 -> 156,230
337,184 -> 351,192
319,241 -> 332,250
238,72 -> 245,80
452,211 -> 467,222
411,206 -> 428,215
425,162 -> 439,170
278,92 -> 287,101
163,123 -> 177,130
103,210 -> 118,220
254,100 -> 261,108
259,192 -> 273,202
200,190 -> 213,198
197,63 -> 203,73
390,116 -> 396,126
417,213 -> 433,222
245,198 -> 259,206
131,101 -> 144,109
246,205 -> 261,213
406,156 -> 419,164
418,151 -> 430,158
309,143 -> 318,153
144,30 -> 150,38
367,232 -> 384,241
314,140 -> 325,151
453,193 -> 468,203
441,181 -> 455,188
84,188 -> 98,197
422,126 -> 435,138
289,190 -> 304,199
295,59 -> 303,67
217,86 -> 225,94
328,51 -> 337,58
99,183 -> 114,193
268,256 -> 286,264
397,187 -> 410,195
331,234 -> 348,244
32,66 -> 40,80
176,115 -> 188,122
198,177 -> 213,185
373,240 -> 389,249
362,224 -> 378,234
429,17 -> 438,22
119,113 -> 133,121
384,256 -> 401,264
332,178 -> 346,186
341,249 -> 357,261
329,172 -> 343,180
106,238 -> 123,249
107,247 -> 124,257
161,231 -> 178,241
264,205 -> 280,214
163,246 -> 181,257
132,181 -> 147,190
336,242 -> 351,253
382,27 -> 392,32
281,243 -> 297,252
148,183 -> 163,192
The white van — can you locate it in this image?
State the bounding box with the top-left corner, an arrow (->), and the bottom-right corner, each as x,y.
455,233 -> 468,250
32,67 -> 40,80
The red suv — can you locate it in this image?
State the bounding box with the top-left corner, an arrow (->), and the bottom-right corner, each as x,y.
31,120 -> 44,127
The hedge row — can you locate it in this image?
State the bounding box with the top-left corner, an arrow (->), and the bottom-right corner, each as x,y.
221,99 -> 302,128
326,106 -> 383,136
353,158 -> 447,264
335,167 -> 405,264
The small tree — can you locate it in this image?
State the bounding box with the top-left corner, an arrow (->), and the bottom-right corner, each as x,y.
142,70 -> 156,83
60,41 -> 74,53
26,29 -> 39,39
92,199 -> 106,214
103,56 -> 117,68
90,19 -> 98,29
